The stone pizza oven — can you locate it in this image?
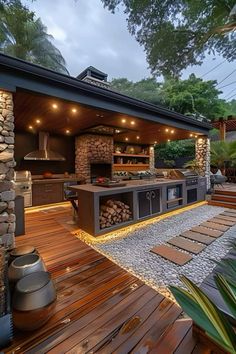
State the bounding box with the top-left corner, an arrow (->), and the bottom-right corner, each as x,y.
75,134 -> 113,183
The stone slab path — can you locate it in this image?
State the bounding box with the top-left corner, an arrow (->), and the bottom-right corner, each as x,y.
151,210 -> 236,266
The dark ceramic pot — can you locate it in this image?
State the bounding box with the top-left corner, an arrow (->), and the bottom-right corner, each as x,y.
8,254 -> 46,284
13,271 -> 57,331
9,245 -> 38,264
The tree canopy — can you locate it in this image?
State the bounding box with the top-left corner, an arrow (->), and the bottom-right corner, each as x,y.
110,74 -> 234,121
0,0 -> 68,74
102,0 -> 236,77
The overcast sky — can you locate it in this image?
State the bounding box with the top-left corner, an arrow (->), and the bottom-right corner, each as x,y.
24,0 -> 236,100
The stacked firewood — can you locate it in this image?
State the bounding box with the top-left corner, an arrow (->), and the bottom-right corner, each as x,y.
99,199 -> 132,229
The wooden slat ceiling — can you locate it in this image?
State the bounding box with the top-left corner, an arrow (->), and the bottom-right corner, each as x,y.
14,90 -> 203,144
212,118 -> 236,132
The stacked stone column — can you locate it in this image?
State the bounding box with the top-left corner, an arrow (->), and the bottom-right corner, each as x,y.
0,91 -> 15,248
195,136 -> 210,189
149,146 -> 155,173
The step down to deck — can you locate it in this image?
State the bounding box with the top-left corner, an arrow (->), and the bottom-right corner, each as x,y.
151,245 -> 192,265
208,200 -> 236,209
212,195 -> 236,203
181,230 -> 214,245
200,221 -> 229,232
209,217 -> 235,227
167,237 -> 205,254
213,189 -> 236,197
191,226 -> 223,238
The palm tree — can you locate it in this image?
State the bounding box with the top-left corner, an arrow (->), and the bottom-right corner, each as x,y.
0,0 -> 69,74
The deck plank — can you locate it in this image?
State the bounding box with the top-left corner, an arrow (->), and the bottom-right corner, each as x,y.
4,205 -> 199,354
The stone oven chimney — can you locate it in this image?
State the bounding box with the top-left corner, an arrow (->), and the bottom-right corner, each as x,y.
77,66 -> 110,89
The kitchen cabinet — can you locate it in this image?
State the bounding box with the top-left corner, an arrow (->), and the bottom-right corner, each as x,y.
32,182 -> 64,206
138,188 -> 160,219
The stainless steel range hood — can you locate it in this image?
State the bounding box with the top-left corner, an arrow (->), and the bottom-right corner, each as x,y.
24,132 -> 65,161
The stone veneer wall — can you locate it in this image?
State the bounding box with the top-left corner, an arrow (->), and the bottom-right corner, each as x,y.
75,134 -> 113,183
0,91 -> 15,248
149,146 -> 155,173
195,136 -> 210,189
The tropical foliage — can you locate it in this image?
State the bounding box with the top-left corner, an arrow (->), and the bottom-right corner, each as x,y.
0,0 -> 68,74
170,274 -> 236,353
102,0 -> 236,77
111,75 -> 235,121
210,141 -> 236,169
155,139 -> 195,161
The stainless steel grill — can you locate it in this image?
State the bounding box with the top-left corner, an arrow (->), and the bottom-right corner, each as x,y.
169,169 -> 199,186
14,171 -> 32,207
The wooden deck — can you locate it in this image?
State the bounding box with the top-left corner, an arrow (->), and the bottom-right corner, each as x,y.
209,183 -> 236,209
4,206 -> 212,353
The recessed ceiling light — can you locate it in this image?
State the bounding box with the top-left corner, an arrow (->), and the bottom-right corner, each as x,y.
66,129 -> 70,134
190,133 -> 193,137
36,119 -> 41,124
167,139 -> 170,142
171,129 -> 174,134
195,135 -> 198,138
29,125 -> 33,130
131,121 -> 135,125
121,119 -> 126,123
136,136 -> 140,139
52,103 -> 58,109
125,137 -> 129,141
154,141 -> 157,144
71,108 -> 77,113
165,128 -> 169,132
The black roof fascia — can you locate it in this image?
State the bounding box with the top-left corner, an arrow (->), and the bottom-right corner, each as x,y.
0,54 -> 211,134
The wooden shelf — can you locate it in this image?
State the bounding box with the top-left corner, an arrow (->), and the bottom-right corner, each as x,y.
113,153 -> 150,158
113,164 -> 149,167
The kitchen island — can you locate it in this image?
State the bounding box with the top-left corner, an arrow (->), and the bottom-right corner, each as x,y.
71,177 -> 206,237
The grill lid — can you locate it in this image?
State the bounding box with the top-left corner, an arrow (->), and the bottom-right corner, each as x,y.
169,169 -> 198,179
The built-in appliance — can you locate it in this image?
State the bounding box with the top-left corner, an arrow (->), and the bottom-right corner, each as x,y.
138,188 -> 161,219
166,184 -> 183,209
14,170 -> 32,207
169,169 -> 200,205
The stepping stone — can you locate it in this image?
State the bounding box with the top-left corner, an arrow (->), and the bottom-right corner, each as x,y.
191,226 -> 223,238
217,214 -> 236,222
209,217 -> 235,227
167,236 -> 205,254
181,231 -> 214,245
200,221 -> 229,232
224,209 -> 236,215
151,245 -> 192,265
223,211 -> 236,217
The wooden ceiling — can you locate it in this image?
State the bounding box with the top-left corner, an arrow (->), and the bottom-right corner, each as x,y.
14,90 -> 203,144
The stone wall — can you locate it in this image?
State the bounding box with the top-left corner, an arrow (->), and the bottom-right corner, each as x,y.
75,134 -> 113,183
0,91 -> 15,248
149,146 -> 155,173
195,136 -> 210,189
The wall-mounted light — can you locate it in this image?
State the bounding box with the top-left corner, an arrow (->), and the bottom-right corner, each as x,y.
52,103 -> 58,109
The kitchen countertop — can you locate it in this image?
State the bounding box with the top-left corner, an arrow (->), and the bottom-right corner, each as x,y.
32,177 -> 84,184
70,178 -> 185,194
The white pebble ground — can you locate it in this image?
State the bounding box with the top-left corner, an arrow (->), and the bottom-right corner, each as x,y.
91,205 -> 236,299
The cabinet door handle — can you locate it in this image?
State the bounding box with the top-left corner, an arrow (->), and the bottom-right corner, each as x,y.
146,192 -> 151,200
151,191 -> 156,199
